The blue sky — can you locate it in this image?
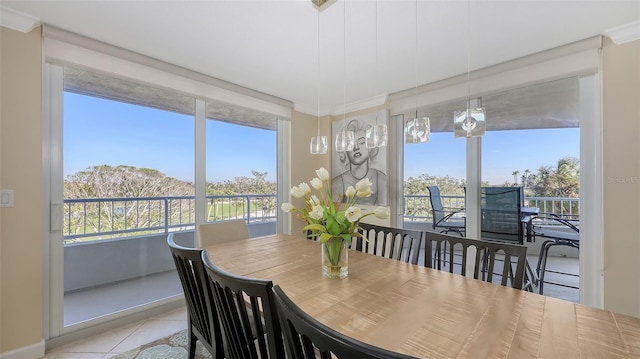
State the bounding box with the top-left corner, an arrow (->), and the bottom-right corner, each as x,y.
64,92 -> 578,185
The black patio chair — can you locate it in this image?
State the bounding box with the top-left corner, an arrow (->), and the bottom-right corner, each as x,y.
532,213 -> 580,295
427,186 -> 465,236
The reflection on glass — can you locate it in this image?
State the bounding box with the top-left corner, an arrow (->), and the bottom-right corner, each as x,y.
405,117 -> 430,144
454,108 -> 486,138
310,135 -> 328,154
365,124 -> 376,148
335,130 -> 355,153
374,124 -> 388,147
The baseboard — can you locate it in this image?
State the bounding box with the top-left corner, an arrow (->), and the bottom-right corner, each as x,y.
0,339 -> 45,359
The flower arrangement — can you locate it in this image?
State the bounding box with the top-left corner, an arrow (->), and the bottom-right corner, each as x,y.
281,167 -> 389,277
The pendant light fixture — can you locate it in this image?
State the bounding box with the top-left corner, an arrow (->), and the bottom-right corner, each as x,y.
310,7 -> 328,154
454,0 -> 486,138
335,0 -> 355,153
405,0 -> 430,144
366,0 -> 388,149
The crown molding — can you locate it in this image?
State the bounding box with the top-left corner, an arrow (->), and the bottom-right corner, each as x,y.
328,93 -> 388,116
294,93 -> 388,117
605,20 -> 640,44
0,6 -> 40,32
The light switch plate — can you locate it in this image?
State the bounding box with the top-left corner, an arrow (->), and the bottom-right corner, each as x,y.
0,190 -> 14,207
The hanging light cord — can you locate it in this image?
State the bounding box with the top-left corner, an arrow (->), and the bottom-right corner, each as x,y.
375,0 -> 378,124
343,0 -> 346,122
317,9 -> 321,136
466,0 -> 471,111
414,0 -> 418,120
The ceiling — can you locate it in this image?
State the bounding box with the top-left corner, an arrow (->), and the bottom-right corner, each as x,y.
2,0 -> 639,115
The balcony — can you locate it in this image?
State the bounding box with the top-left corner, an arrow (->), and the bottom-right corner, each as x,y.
63,194 -> 578,326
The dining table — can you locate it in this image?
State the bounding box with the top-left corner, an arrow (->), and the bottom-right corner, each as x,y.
205,233 -> 640,358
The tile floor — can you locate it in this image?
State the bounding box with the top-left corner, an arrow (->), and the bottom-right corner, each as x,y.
43,307 -> 188,359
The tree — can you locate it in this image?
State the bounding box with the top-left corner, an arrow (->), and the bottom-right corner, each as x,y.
512,170 -> 520,185
64,165 -> 194,199
64,165 -> 195,241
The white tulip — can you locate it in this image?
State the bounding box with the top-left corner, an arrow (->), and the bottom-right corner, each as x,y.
316,167 -> 330,181
310,177 -> 323,191
281,203 -> 295,212
291,182 -> 312,198
299,182 -> 312,196
355,177 -> 373,192
345,206 -> 362,222
356,188 -> 373,198
310,195 -> 320,206
373,207 -> 390,219
310,205 -> 324,220
345,186 -> 356,198
290,185 -> 305,198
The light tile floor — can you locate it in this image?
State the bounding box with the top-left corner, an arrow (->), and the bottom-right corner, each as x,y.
43,307 -> 188,359
46,255 -> 578,358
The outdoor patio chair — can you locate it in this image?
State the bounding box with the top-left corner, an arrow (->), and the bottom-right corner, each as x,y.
532,214 -> 580,295
480,186 -> 537,290
427,186 -> 465,236
272,285 -> 419,359
355,223 -> 424,265
201,251 -> 286,359
197,219 -> 249,248
167,234 -> 224,359
424,231 -> 528,290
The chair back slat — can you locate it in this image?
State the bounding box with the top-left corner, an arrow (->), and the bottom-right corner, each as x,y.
167,234 -> 223,358
425,231 -> 528,289
357,223 -> 424,265
201,251 -> 285,359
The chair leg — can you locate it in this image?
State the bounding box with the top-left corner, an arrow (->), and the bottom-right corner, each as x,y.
538,241 -> 557,295
536,240 -> 554,277
188,327 -> 197,359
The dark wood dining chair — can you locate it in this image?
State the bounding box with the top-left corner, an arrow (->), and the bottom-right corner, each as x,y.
201,251 -> 285,359
271,285 -> 420,359
167,233 -> 224,359
355,223 -> 424,265
424,231 -> 528,289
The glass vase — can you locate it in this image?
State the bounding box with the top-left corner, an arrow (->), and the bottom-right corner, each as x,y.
321,238 -> 348,279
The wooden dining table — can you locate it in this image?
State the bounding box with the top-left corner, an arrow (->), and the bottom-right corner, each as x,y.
205,233 -> 640,358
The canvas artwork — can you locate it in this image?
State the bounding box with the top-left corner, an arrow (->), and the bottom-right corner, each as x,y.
331,110 -> 388,206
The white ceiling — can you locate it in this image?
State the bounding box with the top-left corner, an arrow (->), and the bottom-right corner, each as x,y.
2,0 -> 640,115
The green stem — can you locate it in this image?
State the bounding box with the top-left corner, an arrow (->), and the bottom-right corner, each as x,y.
324,237 -> 344,266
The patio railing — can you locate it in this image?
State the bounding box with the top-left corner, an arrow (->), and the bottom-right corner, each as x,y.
403,194 -> 579,222
63,194 -> 276,242
63,193 -> 578,243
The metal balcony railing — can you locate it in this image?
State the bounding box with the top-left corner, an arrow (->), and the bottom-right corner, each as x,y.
402,194 -> 579,222
63,194 -> 277,242
63,193 -> 578,243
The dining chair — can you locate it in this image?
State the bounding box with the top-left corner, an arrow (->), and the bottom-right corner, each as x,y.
424,231 -> 528,289
427,186 -> 465,236
271,285 -> 420,359
167,234 -> 224,359
532,214 -> 580,294
355,223 -> 423,265
201,251 -> 286,359
197,219 -> 249,248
